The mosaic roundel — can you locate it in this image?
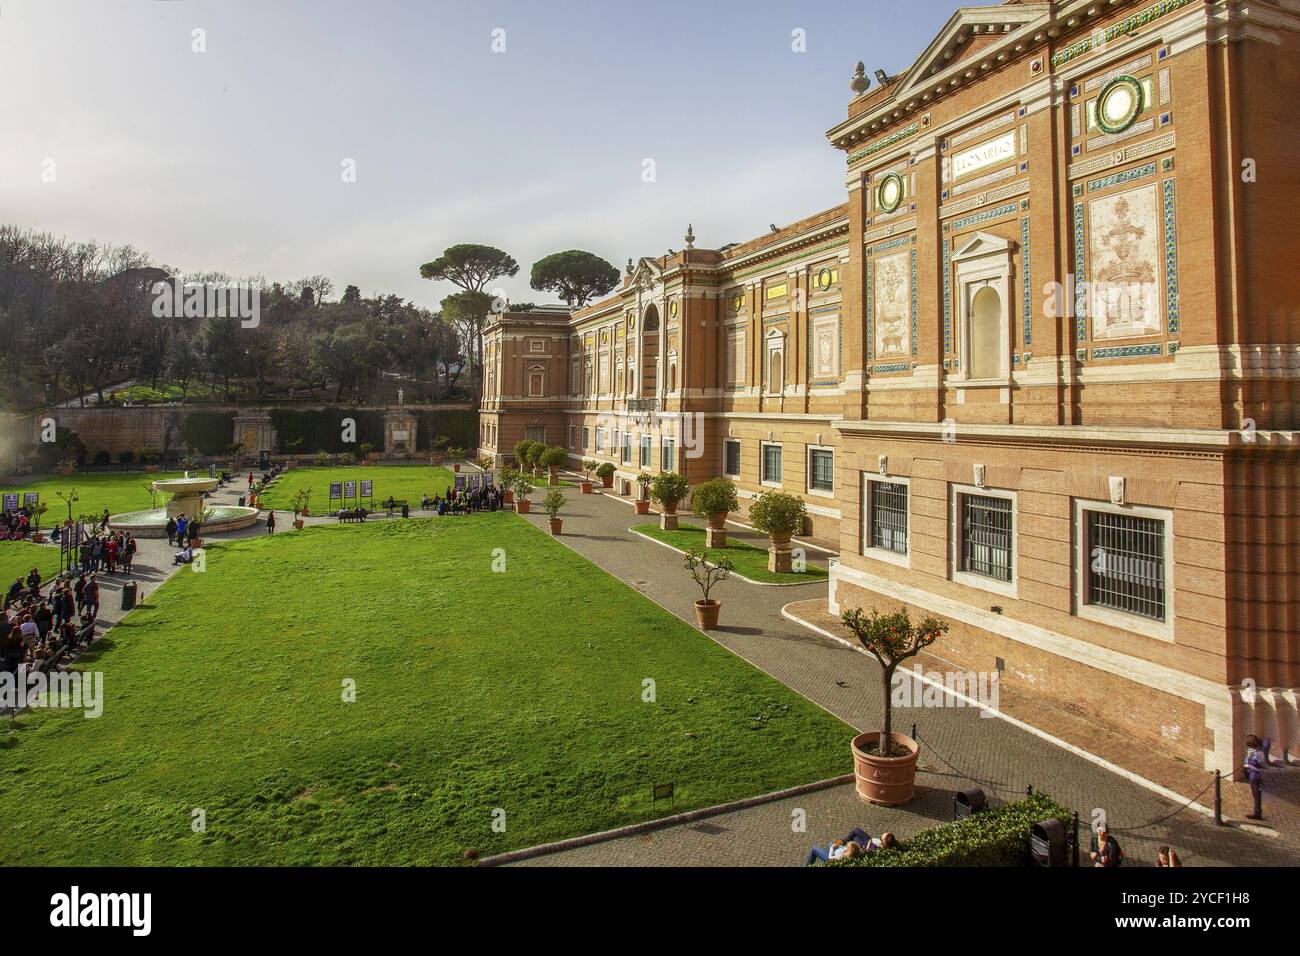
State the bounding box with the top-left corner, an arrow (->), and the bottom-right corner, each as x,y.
1096,75 -> 1144,135
877,172 -> 905,213
730,291 -> 743,312
669,299 -> 678,318
817,267 -> 832,289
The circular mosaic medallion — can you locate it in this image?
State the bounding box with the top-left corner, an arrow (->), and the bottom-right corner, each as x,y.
669,300 -> 678,318
877,172 -> 905,213
817,267 -> 832,289
1096,75 -> 1144,135
731,292 -> 743,312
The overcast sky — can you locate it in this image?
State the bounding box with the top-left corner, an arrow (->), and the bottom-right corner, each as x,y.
1,0 -> 955,309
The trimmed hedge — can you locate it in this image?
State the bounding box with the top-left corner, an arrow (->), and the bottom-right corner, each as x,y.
834,792 -> 1072,867
414,408 -> 477,451
181,411 -> 236,455
269,408 -> 385,454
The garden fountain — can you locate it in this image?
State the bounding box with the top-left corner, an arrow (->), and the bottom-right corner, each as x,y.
108,474 -> 260,537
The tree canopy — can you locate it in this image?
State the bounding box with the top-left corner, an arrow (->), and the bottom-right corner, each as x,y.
529,250 -> 620,308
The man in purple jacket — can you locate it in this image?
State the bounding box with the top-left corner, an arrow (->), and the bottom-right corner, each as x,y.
1245,735 -> 1267,821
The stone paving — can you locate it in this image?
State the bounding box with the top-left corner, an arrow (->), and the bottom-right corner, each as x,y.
26,466 -> 1297,867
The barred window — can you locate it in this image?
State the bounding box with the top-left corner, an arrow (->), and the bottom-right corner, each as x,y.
961,494 -> 1013,582
870,481 -> 908,554
809,449 -> 834,492
724,440 -> 741,477
762,444 -> 782,483
1086,510 -> 1166,621
661,439 -> 675,472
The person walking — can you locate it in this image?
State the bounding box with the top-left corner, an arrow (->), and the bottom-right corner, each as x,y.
266,510 -> 276,534
83,576 -> 100,620
1245,735 -> 1267,820
166,516 -> 177,547
123,535 -> 136,574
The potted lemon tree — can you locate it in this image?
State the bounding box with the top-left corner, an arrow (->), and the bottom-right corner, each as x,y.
691,477 -> 738,548
499,466 -> 518,505
290,488 -> 312,529
539,446 -> 567,486
514,476 -> 535,514
543,489 -> 566,535
528,441 -> 547,478
649,471 -> 689,531
748,490 -> 806,573
634,472 -> 652,515
841,606 -> 949,806
684,548 -> 733,630
579,459 -> 597,494
596,462 -> 616,489
448,446 -> 465,473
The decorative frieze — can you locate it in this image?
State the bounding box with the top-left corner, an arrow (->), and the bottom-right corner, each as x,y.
1084,55 -> 1153,94
847,123 -> 920,165
1087,161 -> 1158,193
949,112 -> 1016,150
942,237 -> 952,354
1050,0 -> 1196,67
939,180 -> 1029,220
1068,132 -> 1175,180
948,201 -> 1020,233
863,218 -> 917,244
1091,344 -> 1163,359
1087,117 -> 1156,152
1021,216 -> 1032,347
1163,177 -> 1180,335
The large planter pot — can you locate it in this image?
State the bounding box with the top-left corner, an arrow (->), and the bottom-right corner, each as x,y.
293,519 -> 305,530
851,731 -> 920,806
32,533 -> 46,544
516,499 -> 531,514
548,518 -> 562,535
705,511 -> 729,548
453,464 -> 461,473
694,599 -> 721,630
659,504 -> 679,531
190,538 -> 205,549
503,490 -> 514,505
601,475 -> 613,488
768,532 -> 794,573
634,500 -> 651,515
580,482 -> 593,494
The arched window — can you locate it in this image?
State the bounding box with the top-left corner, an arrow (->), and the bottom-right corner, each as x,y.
970,286 -> 1003,379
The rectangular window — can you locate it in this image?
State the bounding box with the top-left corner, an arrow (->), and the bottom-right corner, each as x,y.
568,425 -> 576,449
621,433 -> 632,465
582,427 -> 589,450
809,449 -> 834,492
1085,510 -> 1166,621
661,439 -> 675,472
870,481 -> 909,554
961,494 -> 1013,582
596,428 -> 605,453
640,435 -> 651,468
724,440 -> 741,477
762,444 -> 782,484
526,426 -> 545,443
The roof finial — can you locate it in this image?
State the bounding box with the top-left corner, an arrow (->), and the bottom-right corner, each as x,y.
626,257 -> 634,276
850,61 -> 872,96
684,224 -> 695,251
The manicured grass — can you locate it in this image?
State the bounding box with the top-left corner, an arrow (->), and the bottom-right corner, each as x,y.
0,540 -> 62,592
258,464 -> 457,512
0,515 -> 851,865
631,523 -> 829,584
1,471 -> 186,525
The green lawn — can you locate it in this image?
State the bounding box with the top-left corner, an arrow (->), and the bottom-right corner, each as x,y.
0,540 -> 62,592
259,464 -> 457,512
631,523 -> 829,584
2,471 -> 186,525
0,515 -> 850,865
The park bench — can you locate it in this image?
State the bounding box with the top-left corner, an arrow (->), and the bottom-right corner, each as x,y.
337,509 -> 370,524
381,499 -> 408,516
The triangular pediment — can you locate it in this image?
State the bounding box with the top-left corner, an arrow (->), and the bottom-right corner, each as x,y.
892,3 -> 1050,101
627,257 -> 664,291
952,230 -> 1014,261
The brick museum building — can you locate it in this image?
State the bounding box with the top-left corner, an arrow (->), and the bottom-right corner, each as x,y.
479,0 -> 1298,777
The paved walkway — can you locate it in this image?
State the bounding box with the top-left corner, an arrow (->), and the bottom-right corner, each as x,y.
504,477 -> 1298,867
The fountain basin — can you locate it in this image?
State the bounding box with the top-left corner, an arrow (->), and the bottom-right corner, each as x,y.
109,505 -> 260,538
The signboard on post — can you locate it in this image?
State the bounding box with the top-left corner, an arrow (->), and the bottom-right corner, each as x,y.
22,493 -> 39,509
329,482 -> 343,510
454,474 -> 466,491
343,480 -> 357,505
467,474 -> 480,491
359,479 -> 373,509
2,493 -> 18,512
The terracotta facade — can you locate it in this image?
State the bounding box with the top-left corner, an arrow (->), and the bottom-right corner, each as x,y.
481,0 -> 1299,776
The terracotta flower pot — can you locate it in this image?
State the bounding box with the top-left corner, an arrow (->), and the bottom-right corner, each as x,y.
301,507 -> 310,517
548,518 -> 562,535
634,500 -> 650,515
694,599 -> 721,630
293,519 -> 305,530
453,464 -> 461,472
601,475 -> 613,488
32,533 -> 46,544
503,490 -> 514,504
705,511 -> 729,548
851,731 -> 921,806
580,482 -> 593,494
516,499 -> 531,514
190,538 -> 205,549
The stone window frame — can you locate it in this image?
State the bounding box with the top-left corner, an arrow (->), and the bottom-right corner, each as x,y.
760,440 -> 783,488
806,444 -> 835,499
949,482 -> 1019,600
861,473 -> 911,569
951,232 -> 1015,388
1073,497 -> 1175,642
723,439 -> 742,478
764,328 -> 786,396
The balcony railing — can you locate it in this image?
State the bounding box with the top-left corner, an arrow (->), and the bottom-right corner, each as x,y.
626,398 -> 659,413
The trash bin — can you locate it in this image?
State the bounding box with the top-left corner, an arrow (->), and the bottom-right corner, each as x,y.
121,580 -> 138,611
401,504 -> 409,519
1030,818 -> 1067,867
954,787 -> 986,820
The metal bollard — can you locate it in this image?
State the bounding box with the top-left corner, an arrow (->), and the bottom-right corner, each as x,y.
1214,770 -> 1224,825
1071,811 -> 1080,867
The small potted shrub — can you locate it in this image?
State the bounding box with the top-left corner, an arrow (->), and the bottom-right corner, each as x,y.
448,446 -> 465,472
649,471 -> 690,531
748,490 -> 807,573
579,459 -> 597,494
841,606 -> 949,806
189,508 -> 215,548
634,472 -> 652,515
514,476 -> 535,514
692,477 -> 739,548
684,548 -> 734,630
499,466 -> 518,505
543,489 -> 566,535
339,452 -> 357,466
477,455 -> 494,472
539,446 -> 567,485
290,488 -> 312,528
29,502 -> 49,542
595,462 -> 616,489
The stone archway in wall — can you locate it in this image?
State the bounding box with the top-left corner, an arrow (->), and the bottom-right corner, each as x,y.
641,303 -> 660,398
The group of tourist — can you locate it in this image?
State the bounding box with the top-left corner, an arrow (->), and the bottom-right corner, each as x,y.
0,568 -> 100,689
422,482 -> 504,516
76,530 -> 138,575
0,506 -> 35,540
